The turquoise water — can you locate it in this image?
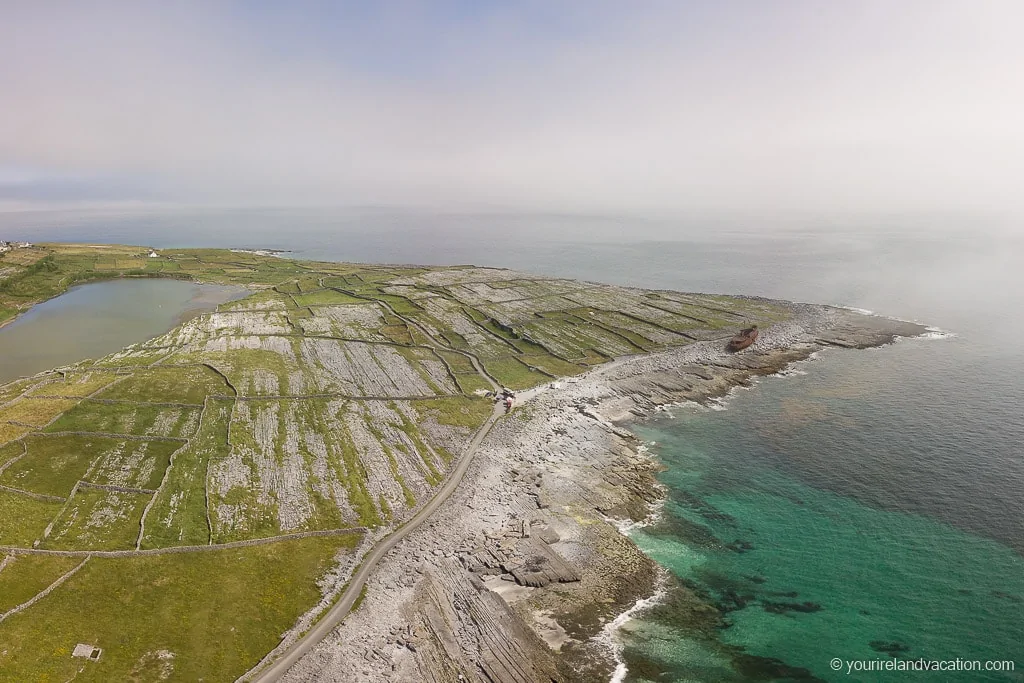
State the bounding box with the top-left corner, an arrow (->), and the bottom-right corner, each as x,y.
624,344 -> 1023,682
0,278 -> 246,383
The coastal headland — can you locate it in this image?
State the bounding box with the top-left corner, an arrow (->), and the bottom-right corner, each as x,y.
0,243 -> 925,682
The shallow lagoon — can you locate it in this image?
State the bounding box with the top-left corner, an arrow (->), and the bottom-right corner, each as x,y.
0,278 -> 246,383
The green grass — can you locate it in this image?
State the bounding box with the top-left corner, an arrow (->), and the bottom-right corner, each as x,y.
332,419 -> 384,528
0,554 -> 82,613
375,295 -> 422,315
0,435 -> 99,497
0,397 -> 79,427
294,289 -> 368,306
296,275 -> 323,292
97,366 -> 233,403
3,434 -> 177,494
27,372 -> 118,398
45,402 -> 201,438
351,583 -> 369,612
141,402 -> 231,548
281,401 -> 387,529
207,401 -> 285,543
296,400 -> 377,529
85,439 -> 180,491
453,372 -> 492,394
392,463 -> 416,508
0,490 -> 63,545
0,534 -> 361,682
519,353 -> 588,378
0,424 -> 29,448
435,350 -> 475,374
42,488 -> 152,551
0,377 -> 37,406
482,356 -> 551,390
0,253 -> 60,298
413,396 -> 492,430
0,305 -> 18,324
91,346 -> 175,367
218,288 -> 292,311
380,323 -> 414,345
203,348 -> 295,397
525,318 -> 644,360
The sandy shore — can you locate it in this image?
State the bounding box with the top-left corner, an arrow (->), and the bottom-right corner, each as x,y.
274,303 -> 927,683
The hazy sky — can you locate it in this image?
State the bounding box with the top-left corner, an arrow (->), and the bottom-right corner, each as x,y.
2,1 -> 1022,217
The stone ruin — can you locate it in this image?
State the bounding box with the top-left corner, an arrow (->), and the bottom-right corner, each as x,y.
72,643 -> 102,661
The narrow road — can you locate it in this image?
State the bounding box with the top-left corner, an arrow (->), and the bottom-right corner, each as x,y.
245,401 -> 504,682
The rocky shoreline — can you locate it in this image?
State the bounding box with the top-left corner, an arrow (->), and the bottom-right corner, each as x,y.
277,304 -> 927,683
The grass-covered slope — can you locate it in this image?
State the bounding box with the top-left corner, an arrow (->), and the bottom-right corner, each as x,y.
0,243 -> 791,681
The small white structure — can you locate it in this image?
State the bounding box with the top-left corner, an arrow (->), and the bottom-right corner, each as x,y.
148,250 -> 159,258
72,643 -> 102,660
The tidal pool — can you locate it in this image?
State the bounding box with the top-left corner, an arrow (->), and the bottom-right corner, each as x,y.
0,278 -> 247,383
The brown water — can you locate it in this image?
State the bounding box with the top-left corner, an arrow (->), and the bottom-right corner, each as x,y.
0,278 -> 247,383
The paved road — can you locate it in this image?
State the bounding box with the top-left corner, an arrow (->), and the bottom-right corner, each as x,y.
246,402 -> 504,682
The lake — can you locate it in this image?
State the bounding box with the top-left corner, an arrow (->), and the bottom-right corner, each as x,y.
0,278 -> 246,383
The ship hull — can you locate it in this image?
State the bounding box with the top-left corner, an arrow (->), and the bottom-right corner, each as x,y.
727,327 -> 759,352
728,337 -> 755,351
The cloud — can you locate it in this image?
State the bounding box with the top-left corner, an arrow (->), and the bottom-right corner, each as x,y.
2,1 -> 1024,217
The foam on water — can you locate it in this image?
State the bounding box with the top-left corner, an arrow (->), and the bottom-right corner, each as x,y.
602,496 -> 666,535
920,325 -> 957,339
599,580 -> 669,683
833,305 -> 877,315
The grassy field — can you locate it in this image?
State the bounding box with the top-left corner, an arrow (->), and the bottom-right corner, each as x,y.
0,490 -> 63,545
0,424 -> 29,448
0,534 -> 361,682
0,554 -> 82,613
27,372 -> 118,398
97,366 -> 233,403
45,401 -> 202,438
141,402 -> 231,548
0,435 -> 99,497
0,397 -> 80,427
0,242 -> 792,681
42,488 -> 152,550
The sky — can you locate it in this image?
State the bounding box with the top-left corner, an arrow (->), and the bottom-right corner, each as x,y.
2,1 -> 1023,218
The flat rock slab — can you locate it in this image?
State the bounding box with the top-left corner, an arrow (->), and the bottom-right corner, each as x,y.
509,537 -> 580,588
72,643 -> 102,660
818,311 -> 928,348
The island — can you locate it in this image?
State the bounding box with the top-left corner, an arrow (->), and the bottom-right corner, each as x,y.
0,243 -> 926,682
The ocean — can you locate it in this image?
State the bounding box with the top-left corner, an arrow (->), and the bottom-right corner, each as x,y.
1,208 -> 1021,681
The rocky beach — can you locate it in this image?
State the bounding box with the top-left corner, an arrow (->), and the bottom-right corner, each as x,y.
277,305 -> 926,683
